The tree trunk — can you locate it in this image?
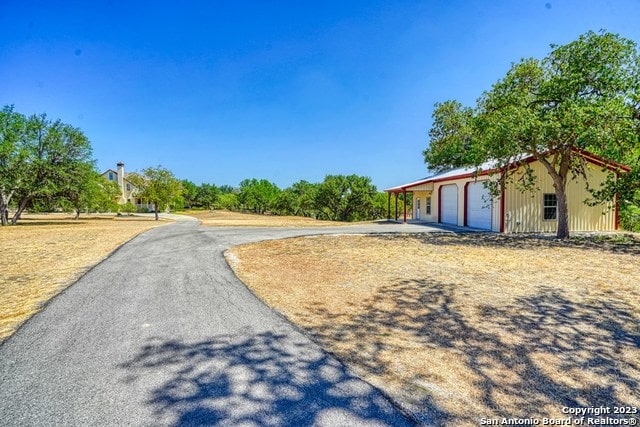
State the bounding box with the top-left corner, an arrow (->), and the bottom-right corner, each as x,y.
154,203 -> 159,221
11,196 -> 30,225
1,191 -> 14,226
75,209 -> 81,220
538,151 -> 571,239
0,198 -> 6,226
555,185 -> 570,239
554,153 -> 572,239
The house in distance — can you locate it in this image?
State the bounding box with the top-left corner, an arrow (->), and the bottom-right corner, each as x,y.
101,162 -> 153,211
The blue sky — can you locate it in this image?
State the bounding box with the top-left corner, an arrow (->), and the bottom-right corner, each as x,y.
2,1 -> 639,190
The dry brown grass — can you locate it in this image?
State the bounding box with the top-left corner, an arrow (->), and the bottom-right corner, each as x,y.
0,213 -> 166,342
227,233 -> 640,425
186,209 -> 364,227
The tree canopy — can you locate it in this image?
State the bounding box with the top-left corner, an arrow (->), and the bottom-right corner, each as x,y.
127,166 -> 182,220
1,106 -> 389,225
0,106 -> 97,225
61,163 -> 120,219
238,178 -> 280,214
423,31 -> 640,238
314,174 -> 378,222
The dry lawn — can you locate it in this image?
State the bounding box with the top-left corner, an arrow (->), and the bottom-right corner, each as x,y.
227,233 -> 640,426
0,214 -> 166,342
186,209 -> 363,227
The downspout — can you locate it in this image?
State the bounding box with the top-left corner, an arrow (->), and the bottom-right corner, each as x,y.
463,182 -> 470,227
500,186 -> 506,233
615,193 -> 620,230
438,186 -> 442,223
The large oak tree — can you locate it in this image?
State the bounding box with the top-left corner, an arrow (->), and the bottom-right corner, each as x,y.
424,31 -> 640,238
0,106 -> 96,225
314,174 -> 377,222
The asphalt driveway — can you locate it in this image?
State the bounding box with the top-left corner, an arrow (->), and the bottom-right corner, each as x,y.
0,220 -> 449,426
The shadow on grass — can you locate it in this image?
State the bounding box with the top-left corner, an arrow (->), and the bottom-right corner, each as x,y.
300,279 -> 640,426
13,216 -> 118,226
12,220 -> 89,226
120,330 -> 414,426
374,232 -> 640,254
12,217 -> 160,226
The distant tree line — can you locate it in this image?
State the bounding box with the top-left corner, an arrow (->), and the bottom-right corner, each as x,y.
1,105 -> 403,225
179,175 -> 406,222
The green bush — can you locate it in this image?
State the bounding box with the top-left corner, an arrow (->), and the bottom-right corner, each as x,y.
121,202 -> 137,214
620,205 -> 640,232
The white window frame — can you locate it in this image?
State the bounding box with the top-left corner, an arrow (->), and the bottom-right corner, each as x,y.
543,193 -> 557,220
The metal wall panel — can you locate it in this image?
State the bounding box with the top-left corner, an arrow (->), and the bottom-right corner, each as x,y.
504,161 -> 616,233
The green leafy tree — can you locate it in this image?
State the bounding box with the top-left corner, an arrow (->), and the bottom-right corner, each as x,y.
290,180 -> 319,217
620,204 -> 640,231
217,192 -> 239,210
589,161 -> 640,229
270,180 -> 320,217
271,188 -> 297,215
195,183 -> 219,209
127,166 -> 183,220
94,178 -> 121,212
424,100 -> 480,172
0,106 -> 28,225
218,185 -> 237,194
61,164 -> 119,219
314,174 -> 377,221
180,179 -> 198,209
371,192 -> 390,219
372,192 -> 411,220
424,31 -> 640,238
9,113 -> 93,224
238,178 -> 280,214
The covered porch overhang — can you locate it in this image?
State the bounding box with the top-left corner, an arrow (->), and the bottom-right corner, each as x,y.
384,181 -> 434,223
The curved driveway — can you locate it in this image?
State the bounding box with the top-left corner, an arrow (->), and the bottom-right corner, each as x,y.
0,219 -> 450,426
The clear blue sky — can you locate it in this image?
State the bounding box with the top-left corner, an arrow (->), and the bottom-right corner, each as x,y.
2,1 -> 639,190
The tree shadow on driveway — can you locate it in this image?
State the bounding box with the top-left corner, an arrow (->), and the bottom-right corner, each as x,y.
119,330 -> 414,426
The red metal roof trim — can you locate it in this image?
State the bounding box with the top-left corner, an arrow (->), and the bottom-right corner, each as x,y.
385,149 -> 631,192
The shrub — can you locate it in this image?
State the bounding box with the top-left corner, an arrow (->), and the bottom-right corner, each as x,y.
620,205 -> 640,232
121,202 -> 137,214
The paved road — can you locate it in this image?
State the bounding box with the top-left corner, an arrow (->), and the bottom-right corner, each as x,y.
0,220 -> 451,426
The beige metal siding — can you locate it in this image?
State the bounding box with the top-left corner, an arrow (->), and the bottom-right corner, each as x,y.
504,161 -> 616,232
412,191 -> 435,222
405,183 -> 434,192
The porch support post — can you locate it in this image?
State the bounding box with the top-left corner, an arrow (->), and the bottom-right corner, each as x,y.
395,193 -> 399,221
403,190 -> 407,223
387,192 -> 391,220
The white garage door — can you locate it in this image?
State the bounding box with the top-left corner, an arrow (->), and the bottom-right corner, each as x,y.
440,184 -> 458,225
466,182 -> 492,230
